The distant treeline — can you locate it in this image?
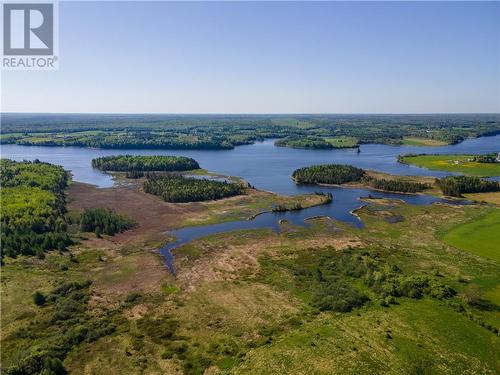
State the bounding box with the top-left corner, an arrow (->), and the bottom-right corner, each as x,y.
91,155 -> 200,172
0,159 -> 72,260
143,174 -> 245,203
436,176 -> 500,197
7,133 -> 239,150
2,113 -> 499,149
80,208 -> 135,236
292,164 -> 430,193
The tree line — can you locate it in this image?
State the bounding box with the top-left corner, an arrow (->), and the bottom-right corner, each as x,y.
363,177 -> 430,193
1,159 -> 72,260
436,176 -> 500,197
143,174 -> 245,203
91,155 -> 200,172
2,113 -> 499,150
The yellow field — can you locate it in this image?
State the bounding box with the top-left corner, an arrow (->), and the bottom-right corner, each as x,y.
402,137 -> 448,146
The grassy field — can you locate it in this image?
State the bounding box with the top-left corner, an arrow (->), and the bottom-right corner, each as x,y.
442,209 -> 500,261
400,154 -> 500,177
402,137 -> 448,146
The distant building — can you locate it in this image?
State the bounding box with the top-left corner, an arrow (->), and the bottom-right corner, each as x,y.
496,153 -> 500,163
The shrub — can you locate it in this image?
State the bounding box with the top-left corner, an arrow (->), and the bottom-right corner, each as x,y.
33,291 -> 46,306
312,280 -> 369,312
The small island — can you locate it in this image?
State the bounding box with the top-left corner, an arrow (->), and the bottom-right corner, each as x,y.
398,153 -> 500,177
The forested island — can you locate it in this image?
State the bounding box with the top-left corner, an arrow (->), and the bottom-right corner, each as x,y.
91,155 -> 200,172
292,164 -> 366,185
0,159 -> 72,260
1,113 -> 499,150
143,174 -> 246,202
292,164 -> 430,193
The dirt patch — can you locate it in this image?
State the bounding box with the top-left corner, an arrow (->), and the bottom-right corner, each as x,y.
88,251 -> 169,309
175,240 -> 268,292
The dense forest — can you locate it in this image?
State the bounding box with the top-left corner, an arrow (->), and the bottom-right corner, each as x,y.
143,174 -> 245,202
436,176 -> 500,197
2,113 -> 499,150
80,208 -> 135,236
0,159 -> 72,260
292,164 -> 366,185
91,155 -> 200,172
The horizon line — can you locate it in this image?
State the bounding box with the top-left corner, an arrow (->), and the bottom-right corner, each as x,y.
2,112 -> 500,116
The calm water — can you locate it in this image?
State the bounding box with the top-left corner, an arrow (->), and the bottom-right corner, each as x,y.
2,135 -> 498,192
2,135 -> 496,271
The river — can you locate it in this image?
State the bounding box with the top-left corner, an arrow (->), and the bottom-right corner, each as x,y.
2,135 -> 498,272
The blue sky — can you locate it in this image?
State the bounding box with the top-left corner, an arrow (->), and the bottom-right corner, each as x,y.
1,1 -> 499,113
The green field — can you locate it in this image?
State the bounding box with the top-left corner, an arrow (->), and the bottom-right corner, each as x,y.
443,210 -> 500,261
400,154 -> 500,177
402,137 -> 448,146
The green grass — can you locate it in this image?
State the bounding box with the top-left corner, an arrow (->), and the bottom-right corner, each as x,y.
234,299 -> 500,374
442,209 -> 500,261
402,137 -> 448,146
400,154 -> 500,177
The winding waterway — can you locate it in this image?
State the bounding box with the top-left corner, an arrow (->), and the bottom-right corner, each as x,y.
2,135 -> 498,272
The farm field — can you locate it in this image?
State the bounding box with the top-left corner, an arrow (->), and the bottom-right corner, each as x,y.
400,154 -> 500,177
402,137 -> 449,146
442,209 -> 500,261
